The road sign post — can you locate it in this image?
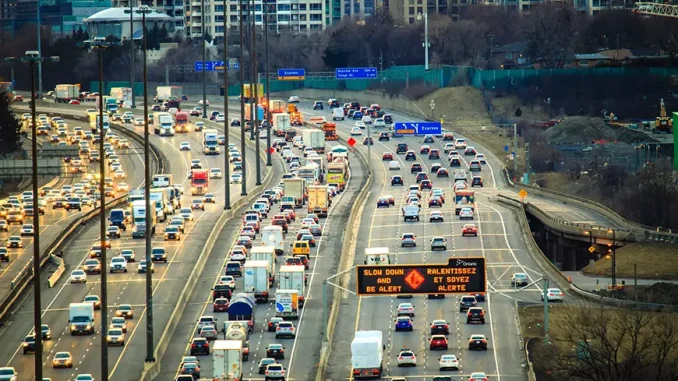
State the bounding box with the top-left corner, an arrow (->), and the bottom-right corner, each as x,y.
335,67 -> 378,79
394,122 -> 442,136
430,99 -> 435,119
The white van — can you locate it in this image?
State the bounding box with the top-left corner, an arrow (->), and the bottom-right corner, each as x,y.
402,204 -> 420,222
332,108 -> 345,121
262,226 -> 284,255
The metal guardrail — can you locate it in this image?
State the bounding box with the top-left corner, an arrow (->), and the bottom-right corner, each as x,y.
0,110 -> 166,322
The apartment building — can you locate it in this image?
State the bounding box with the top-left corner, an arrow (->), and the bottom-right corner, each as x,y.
113,0 -> 184,33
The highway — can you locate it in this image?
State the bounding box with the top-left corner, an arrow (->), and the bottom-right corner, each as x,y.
0,102 -> 266,381
156,122 -> 367,381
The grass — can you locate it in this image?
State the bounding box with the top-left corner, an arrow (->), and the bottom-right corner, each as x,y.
491,95 -> 550,122
582,242 -> 678,280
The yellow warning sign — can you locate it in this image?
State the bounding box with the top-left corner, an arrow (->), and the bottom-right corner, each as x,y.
518,189 -> 528,199
588,246 -> 595,253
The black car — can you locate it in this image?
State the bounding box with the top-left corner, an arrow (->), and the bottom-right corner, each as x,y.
378,132 -> 389,141
22,334 -> 36,354
450,158 -> 461,167
467,307 -> 485,324
313,101 -> 324,110
150,248 -> 168,262
396,143 -> 408,154
391,176 -> 404,186
471,176 -> 484,187
0,248 -> 9,262
459,296 -> 478,312
190,338 -> 210,355
266,344 -> 285,359
430,320 -> 450,335
212,284 -> 233,301
405,151 -> 416,161
362,137 -> 374,145
468,334 -> 488,350
424,135 -> 434,143
209,111 -> 220,120
410,163 -> 422,173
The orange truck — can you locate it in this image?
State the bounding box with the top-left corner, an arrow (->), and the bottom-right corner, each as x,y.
288,104 -> 303,126
322,122 -> 338,140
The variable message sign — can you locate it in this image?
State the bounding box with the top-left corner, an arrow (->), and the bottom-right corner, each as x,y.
356,257 -> 486,296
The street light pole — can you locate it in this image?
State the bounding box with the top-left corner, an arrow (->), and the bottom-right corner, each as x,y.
417,12 -> 429,71
36,0 -> 43,97
249,0 -> 255,142
251,0 -> 261,186
610,229 -> 617,287
201,0 -> 207,119
130,0 -> 136,108
239,0 -> 247,196
223,0 -> 231,210
264,4 -> 271,167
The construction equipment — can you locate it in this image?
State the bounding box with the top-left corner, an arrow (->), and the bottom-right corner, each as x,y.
322,122 -> 338,140
654,98 -> 673,134
288,104 -> 303,126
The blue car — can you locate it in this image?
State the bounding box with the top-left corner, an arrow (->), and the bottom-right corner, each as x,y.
353,112 -> 363,120
395,316 -> 413,331
376,198 -> 390,208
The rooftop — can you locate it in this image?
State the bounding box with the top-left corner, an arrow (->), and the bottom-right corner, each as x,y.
84,7 -> 171,23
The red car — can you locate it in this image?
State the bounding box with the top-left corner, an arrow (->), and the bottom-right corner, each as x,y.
382,152 -> 393,161
213,298 -> 229,312
428,197 -> 442,207
419,146 -> 430,154
13,95 -> 24,102
68,99 -> 80,105
437,168 -> 449,177
419,180 -> 433,190
462,224 -> 478,236
429,335 -> 448,350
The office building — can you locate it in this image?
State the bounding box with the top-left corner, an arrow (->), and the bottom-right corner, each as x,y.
112,0 -> 184,33
1,0 -> 111,37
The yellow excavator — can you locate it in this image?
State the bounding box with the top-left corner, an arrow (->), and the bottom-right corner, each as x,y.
654,98 -> 673,134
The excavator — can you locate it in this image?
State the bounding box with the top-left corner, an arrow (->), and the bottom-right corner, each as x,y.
654,98 -> 673,134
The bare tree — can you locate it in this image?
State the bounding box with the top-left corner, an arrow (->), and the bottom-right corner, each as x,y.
522,2 -> 577,68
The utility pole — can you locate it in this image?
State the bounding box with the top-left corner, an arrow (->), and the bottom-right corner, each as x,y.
239,0 -> 247,196
264,1 -> 271,167
37,0 -> 42,97
201,0 -> 207,119
129,0 -> 136,108
223,0 -> 231,210
513,123 -> 518,175
251,0 -> 261,185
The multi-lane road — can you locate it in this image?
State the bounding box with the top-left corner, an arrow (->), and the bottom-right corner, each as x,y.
0,102 -> 269,381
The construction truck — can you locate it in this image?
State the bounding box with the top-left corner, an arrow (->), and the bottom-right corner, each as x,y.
322,122 -> 338,140
654,98 -> 673,134
288,104 -> 303,126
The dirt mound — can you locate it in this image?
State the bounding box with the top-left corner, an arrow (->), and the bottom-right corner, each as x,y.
543,116 -> 616,144
415,86 -> 493,126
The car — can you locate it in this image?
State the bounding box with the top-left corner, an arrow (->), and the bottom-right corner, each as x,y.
202,193 -> 216,203
150,247 -> 168,262
376,197 -> 390,208
190,159 -> 202,169
397,349 -> 417,367
69,270 -> 87,283
542,288 -> 565,302
212,297 -> 230,312
52,351 -> 73,368
462,224 -> 478,236
438,354 -> 460,371
350,127 -> 362,136
437,168 -> 449,177
190,337 -> 210,355
459,207 -> 474,220
275,321 -> 296,338
423,134 -> 434,143
75,375 -> 95,381
180,362 -> 201,378
264,363 -> 286,381
180,141 -> 191,151
405,151 -> 416,161
391,175 -> 404,186
266,344 -> 285,359
109,256 -> 128,273
230,118 -> 241,127
464,146 -> 477,156
429,211 -> 444,222
454,139 -> 467,149
82,295 -> 101,311
200,325 -> 218,340
381,152 -> 394,161
309,224 -> 323,236
419,145 -> 431,154
106,226 -> 121,238
120,249 -> 136,262
428,196 -> 442,208
117,182 -> 129,192
209,168 -> 223,179
82,258 -> 101,274
230,173 -> 243,184
353,111 -> 363,120
110,317 -> 128,333
20,224 -> 34,236
410,163 -> 422,173
180,208 -> 194,220
430,237 -> 447,251
267,317 -> 284,332
164,226 -> 181,241
468,334 -> 488,350
106,328 -> 125,346
459,296 -> 478,312
288,96 -> 300,103
397,302 -> 415,316
430,319 -> 450,335
394,316 -> 413,331
467,307 -> 485,324
429,335 -> 448,350
400,233 -> 416,247
362,137 -> 374,145
511,272 -> 529,287
22,334 -> 36,354
116,304 -> 134,319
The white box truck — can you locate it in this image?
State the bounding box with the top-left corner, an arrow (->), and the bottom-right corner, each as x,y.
131,200 -> 157,238
212,340 -> 243,381
302,129 -> 326,153
152,174 -> 172,188
156,86 -> 182,102
153,112 -> 174,136
332,107 -> 345,121
249,246 -> 277,282
283,178 -> 305,208
54,84 -> 79,103
261,226 -> 284,256
364,247 -> 391,265
271,113 -> 291,136
203,128 -> 220,155
351,330 -> 384,378
243,260 -> 270,302
307,185 -> 329,217
110,87 -> 132,103
68,303 -> 95,335
274,289 -> 300,320
279,265 -> 306,308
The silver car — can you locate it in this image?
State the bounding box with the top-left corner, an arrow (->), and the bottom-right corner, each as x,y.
431,237 -> 447,251
401,233 -> 416,247
200,325 -> 218,341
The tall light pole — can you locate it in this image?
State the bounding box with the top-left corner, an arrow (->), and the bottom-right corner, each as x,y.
251,0 -> 261,186
417,12 -> 429,71
264,2 -> 271,167
201,0 -> 207,119
239,0 -> 247,196
129,0 -> 136,108
126,5 -> 155,363
4,50 -> 60,381
249,0 -> 255,141
608,229 -> 617,287
36,0 -> 43,97
223,0 -> 231,210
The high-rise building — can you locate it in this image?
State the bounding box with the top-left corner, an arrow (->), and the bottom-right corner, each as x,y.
112,0 -> 184,33
1,0 -> 111,37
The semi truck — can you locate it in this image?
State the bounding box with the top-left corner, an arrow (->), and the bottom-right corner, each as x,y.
245,104 -> 265,121
68,303 -> 95,335
307,185 -> 329,217
155,86 -> 182,102
351,331 -> 384,379
89,114 -> 110,133
191,169 -> 209,195
54,84 -> 79,103
243,260 -> 270,302
110,87 -> 132,103
149,188 -> 170,221
302,129 -> 326,153
275,289 -> 300,320
222,321 -> 250,361
212,340 -> 243,381
279,265 -> 305,308
174,111 -> 189,132
203,129 -> 220,155
249,246 -> 277,282
283,178 -> 305,208
131,200 -> 157,238
271,113 -> 291,137
103,96 -> 119,113
364,247 -> 391,265
153,112 -> 174,136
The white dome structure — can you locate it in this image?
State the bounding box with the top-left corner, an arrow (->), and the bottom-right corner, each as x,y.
84,7 -> 173,40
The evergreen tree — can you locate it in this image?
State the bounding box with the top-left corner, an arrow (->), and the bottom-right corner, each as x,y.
0,92 -> 23,155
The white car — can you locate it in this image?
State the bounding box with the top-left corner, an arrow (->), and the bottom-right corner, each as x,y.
439,354 -> 460,370
388,161 -> 400,170
106,328 -> 125,346
218,275 -> 236,289
454,138 -> 467,149
109,256 -> 128,273
117,182 -> 129,192
429,211 -> 444,222
215,114 -> 225,123
114,169 -> 126,179
469,372 -> 489,381
134,118 -> 144,126
396,349 -> 416,367
194,122 -> 205,131
69,270 -> 87,283
397,303 -> 415,316
209,168 -> 223,179
180,141 -> 191,151
350,127 -> 362,136
21,224 -> 34,236
444,143 -> 455,153
0,367 -> 18,381
230,173 -> 243,184
179,208 -> 194,221
355,121 -> 366,129
288,96 -> 300,103
541,288 -> 564,302
475,153 -> 486,164
198,99 -> 210,106
374,118 -> 385,127
459,207 -> 474,220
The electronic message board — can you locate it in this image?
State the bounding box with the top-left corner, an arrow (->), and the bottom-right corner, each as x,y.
356,257 -> 486,296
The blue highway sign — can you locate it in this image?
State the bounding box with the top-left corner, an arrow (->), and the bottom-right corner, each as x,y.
335,67 -> 378,79
195,61 -> 239,71
394,122 -> 442,136
278,68 -> 305,80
